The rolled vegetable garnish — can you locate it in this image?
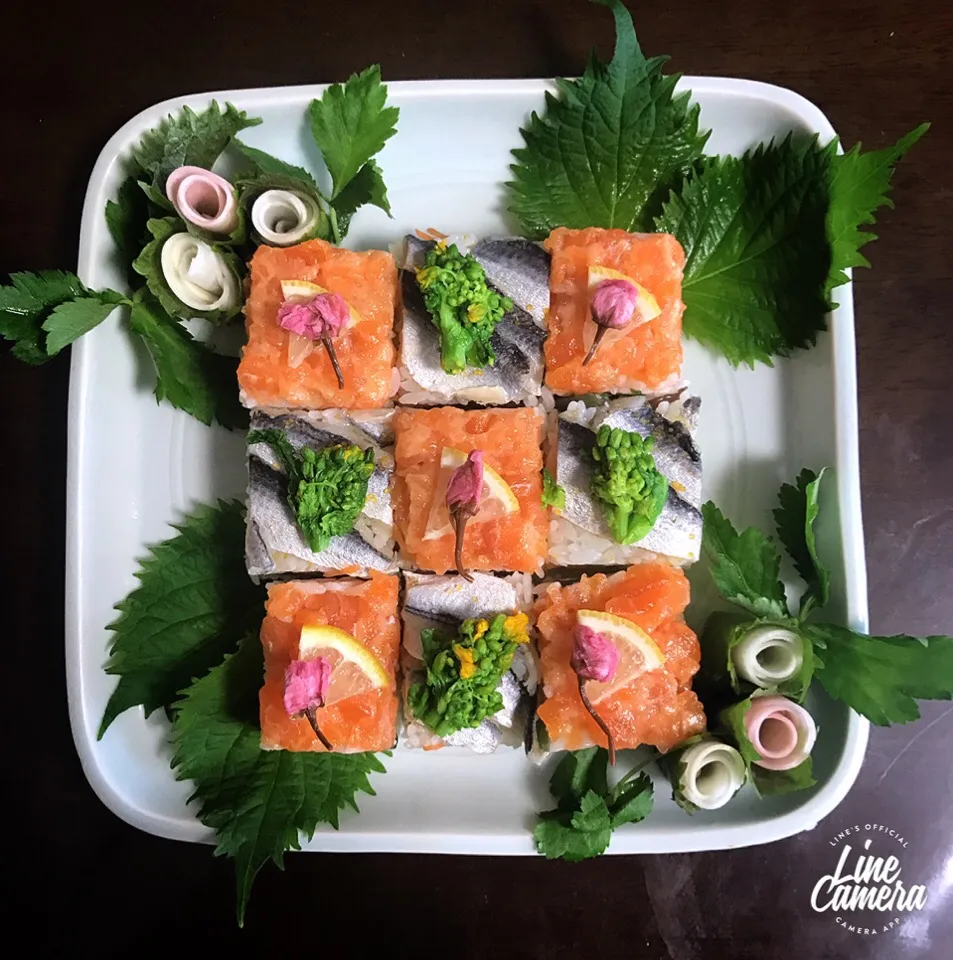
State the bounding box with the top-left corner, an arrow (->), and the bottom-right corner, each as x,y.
159,234 -> 241,313
665,737 -> 747,812
251,189 -> 323,247
731,622 -> 804,688
445,450 -> 484,581
283,656 -> 333,750
165,166 -> 239,235
570,621 -> 619,765
743,694 -> 816,772
276,293 -> 349,388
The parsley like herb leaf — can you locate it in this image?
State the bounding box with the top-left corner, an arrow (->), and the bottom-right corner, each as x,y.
331,159 -> 392,236
507,0 -> 709,238
534,747 -> 654,860
105,169 -> 153,284
232,139 -> 323,195
535,790 -> 613,861
133,101 -> 261,191
774,467 -> 830,618
809,623 -> 953,725
1,271 -> 124,362
308,65 -> 399,201
827,123 -> 929,295
657,138 -> 833,366
701,501 -> 789,619
171,636 -> 386,926
127,293 -> 246,430
42,293 -> 125,355
99,501 -> 263,738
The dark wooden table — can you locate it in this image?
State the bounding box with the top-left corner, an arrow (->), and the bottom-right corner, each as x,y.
5,1 -> 951,956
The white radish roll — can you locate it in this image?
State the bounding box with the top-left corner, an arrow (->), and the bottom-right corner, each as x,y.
731,623 -> 804,687
678,740 -> 746,810
251,189 -> 321,246
160,234 -> 240,312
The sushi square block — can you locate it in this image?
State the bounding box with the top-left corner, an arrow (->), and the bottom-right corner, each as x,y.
401,572 -> 538,752
397,234 -> 549,406
534,564 -> 706,755
392,406 -> 549,575
259,575 -> 401,752
238,239 -> 398,410
548,394 -> 702,567
544,227 -> 686,397
245,408 -> 398,579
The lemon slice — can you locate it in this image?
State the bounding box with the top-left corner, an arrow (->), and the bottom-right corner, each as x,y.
587,265 -> 661,324
423,447 -> 520,540
279,279 -> 363,327
576,609 -> 665,705
298,623 -> 390,706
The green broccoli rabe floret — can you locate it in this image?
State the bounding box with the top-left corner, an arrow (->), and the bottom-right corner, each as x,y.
541,467 -> 566,511
248,429 -> 375,553
407,612 -> 530,737
590,425 -> 669,545
416,242 -> 513,374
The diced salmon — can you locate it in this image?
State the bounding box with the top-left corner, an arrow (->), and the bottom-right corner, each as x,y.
544,227 -> 685,394
259,573 -> 400,752
392,407 -> 548,574
535,563 -> 706,752
238,239 -> 398,410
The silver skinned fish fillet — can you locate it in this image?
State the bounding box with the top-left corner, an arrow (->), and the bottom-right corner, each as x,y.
398,235 -> 549,406
245,408 -> 398,579
549,395 -> 703,566
401,572 -> 537,753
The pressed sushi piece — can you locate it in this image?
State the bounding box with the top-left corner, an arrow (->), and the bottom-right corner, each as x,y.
401,571 -> 538,752
392,406 -> 548,574
547,393 -> 703,567
238,239 -> 398,410
534,564 -> 706,754
397,234 -> 549,406
260,574 -> 400,752
544,227 -> 686,396
245,408 -> 398,579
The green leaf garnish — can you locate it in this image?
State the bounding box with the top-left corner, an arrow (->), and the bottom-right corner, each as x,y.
657,139 -> 833,366
127,293 -> 246,430
42,293 -> 125,355
105,171 -> 155,285
827,123 -> 929,295
171,635 -> 385,926
133,100 -> 261,192
132,217 -> 244,325
809,623 -> 953,725
701,501 -> 789,619
533,747 -> 654,861
98,501 -> 263,738
308,65 -> 398,238
247,429 -> 375,554
590,425 -> 668,544
232,139 -> 323,195
0,270 -> 124,363
773,467 -> 830,618
507,0 -> 709,238
407,613 -> 530,737
719,697 -> 816,797
541,467 -> 566,511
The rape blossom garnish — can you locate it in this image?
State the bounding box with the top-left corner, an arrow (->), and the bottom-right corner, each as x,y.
283,656 -> 333,750
276,292 -> 350,388
584,277 -> 639,366
571,621 -> 619,765
446,450 -> 484,582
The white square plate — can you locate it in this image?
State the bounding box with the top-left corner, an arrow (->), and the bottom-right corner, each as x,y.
67,76 -> 869,853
